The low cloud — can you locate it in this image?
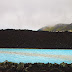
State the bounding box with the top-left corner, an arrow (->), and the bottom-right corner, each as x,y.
0,0 -> 72,30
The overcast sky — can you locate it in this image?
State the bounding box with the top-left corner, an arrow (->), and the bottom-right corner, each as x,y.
0,0 -> 72,30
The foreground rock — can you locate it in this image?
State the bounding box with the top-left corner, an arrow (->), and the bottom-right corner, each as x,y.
0,60 -> 72,72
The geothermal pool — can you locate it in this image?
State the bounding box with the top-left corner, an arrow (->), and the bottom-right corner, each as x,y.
0,48 -> 72,64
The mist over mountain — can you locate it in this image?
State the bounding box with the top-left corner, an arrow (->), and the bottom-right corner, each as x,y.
38,23 -> 72,32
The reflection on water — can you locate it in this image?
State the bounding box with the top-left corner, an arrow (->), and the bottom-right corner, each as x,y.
0,48 -> 72,64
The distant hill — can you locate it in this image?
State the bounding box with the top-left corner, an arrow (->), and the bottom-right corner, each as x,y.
38,23 -> 72,32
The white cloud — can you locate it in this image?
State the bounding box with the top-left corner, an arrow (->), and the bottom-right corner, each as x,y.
0,0 -> 72,30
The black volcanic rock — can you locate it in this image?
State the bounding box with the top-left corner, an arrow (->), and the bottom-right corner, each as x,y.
0,61 -> 72,72
0,29 -> 72,49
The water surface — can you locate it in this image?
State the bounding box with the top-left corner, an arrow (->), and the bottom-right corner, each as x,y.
0,48 -> 72,64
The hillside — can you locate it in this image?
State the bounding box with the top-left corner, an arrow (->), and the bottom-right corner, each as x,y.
0,29 -> 72,49
38,23 -> 72,32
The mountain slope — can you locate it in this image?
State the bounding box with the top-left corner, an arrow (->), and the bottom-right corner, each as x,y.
38,23 -> 72,32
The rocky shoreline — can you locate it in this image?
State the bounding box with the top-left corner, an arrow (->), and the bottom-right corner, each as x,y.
0,60 -> 72,72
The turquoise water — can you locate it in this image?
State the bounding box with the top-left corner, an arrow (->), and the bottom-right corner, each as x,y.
0,48 -> 72,64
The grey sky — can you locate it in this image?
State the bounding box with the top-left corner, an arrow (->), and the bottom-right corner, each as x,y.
0,0 -> 72,30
